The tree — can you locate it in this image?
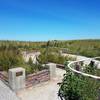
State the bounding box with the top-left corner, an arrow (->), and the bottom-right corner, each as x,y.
45,41 -> 50,63
28,57 -> 33,66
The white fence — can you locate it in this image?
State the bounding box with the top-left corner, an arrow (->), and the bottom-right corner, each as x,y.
67,57 -> 100,79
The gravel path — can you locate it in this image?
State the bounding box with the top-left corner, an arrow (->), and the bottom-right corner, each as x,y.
17,68 -> 65,100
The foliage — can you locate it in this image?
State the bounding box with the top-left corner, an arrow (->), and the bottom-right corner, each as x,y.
59,64 -> 100,100
0,39 -> 100,58
0,46 -> 24,71
59,74 -> 100,100
0,44 -> 44,74
47,40 -> 100,57
84,61 -> 100,76
59,73 -> 84,100
38,42 -> 76,64
28,57 -> 33,66
38,52 -> 75,64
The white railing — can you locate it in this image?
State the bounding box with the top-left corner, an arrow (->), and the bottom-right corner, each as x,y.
67,57 -> 100,79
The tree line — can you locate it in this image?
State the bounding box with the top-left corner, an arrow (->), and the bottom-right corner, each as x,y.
45,39 -> 100,57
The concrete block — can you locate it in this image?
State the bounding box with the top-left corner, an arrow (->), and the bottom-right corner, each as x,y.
9,67 -> 25,91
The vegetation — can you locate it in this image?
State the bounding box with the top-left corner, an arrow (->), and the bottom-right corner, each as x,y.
38,48 -> 76,64
0,39 -> 100,72
58,61 -> 100,100
84,61 -> 100,76
0,39 -> 100,57
0,44 -> 45,74
0,46 -> 24,71
0,40 -> 46,51
45,39 -> 100,57
0,40 -> 100,99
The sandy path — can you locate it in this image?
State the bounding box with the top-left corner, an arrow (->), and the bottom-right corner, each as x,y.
17,68 -> 65,100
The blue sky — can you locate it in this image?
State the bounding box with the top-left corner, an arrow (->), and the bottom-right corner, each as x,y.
0,0 -> 100,41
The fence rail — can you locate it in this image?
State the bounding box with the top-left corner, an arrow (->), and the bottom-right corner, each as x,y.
26,69 -> 50,88
0,72 -> 9,85
56,64 -> 65,69
67,57 -> 100,79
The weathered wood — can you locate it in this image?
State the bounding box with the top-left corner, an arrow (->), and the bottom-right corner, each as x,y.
26,69 -> 50,88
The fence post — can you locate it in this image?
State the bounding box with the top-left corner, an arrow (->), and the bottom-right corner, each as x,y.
9,67 -> 25,91
46,63 -> 56,79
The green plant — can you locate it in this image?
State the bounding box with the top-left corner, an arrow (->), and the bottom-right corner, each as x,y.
59,65 -> 100,100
